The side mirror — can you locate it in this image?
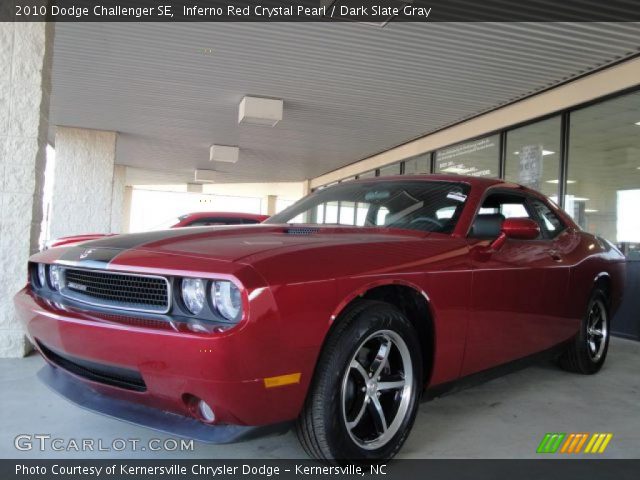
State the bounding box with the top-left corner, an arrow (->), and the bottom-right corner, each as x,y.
490,217 -> 540,250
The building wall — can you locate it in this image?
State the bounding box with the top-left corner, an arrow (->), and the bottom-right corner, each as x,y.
48,127 -> 119,240
0,23 -> 53,357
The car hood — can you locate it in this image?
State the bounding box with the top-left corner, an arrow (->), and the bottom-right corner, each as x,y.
49,224 -> 434,265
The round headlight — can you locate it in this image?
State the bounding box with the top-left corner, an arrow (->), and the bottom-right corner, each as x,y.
37,264 -> 47,288
181,278 -> 205,315
212,281 -> 242,322
49,265 -> 62,291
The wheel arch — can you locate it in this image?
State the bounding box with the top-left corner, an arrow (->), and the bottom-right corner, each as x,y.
329,280 -> 435,387
593,272 -> 612,305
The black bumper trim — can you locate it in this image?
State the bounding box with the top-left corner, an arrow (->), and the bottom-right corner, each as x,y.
37,364 -> 292,444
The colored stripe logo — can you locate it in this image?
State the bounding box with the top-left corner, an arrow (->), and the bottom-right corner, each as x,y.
537,433 -> 613,454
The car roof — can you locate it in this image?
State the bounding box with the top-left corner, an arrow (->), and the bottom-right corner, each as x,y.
181,212 -> 269,220
343,174 -> 507,189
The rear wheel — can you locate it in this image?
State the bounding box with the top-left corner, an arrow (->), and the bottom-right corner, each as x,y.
296,300 -> 423,462
559,289 -> 610,374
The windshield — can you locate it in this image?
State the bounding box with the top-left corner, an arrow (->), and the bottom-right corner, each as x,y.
150,216 -> 181,230
266,180 -> 471,234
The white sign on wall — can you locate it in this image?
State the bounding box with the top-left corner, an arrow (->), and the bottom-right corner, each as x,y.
518,145 -> 543,191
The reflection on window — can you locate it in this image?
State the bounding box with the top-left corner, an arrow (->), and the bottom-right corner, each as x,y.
325,202 -> 338,223
435,135 -> 499,178
376,207 -> 390,225
617,190 -> 640,243
566,90 -> 640,257
266,180 -> 471,234
339,202 -> 356,225
404,153 -> 431,175
505,116 -> 561,198
379,163 -> 401,176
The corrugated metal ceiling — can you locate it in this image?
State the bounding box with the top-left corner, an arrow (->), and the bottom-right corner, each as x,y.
50,22 -> 640,183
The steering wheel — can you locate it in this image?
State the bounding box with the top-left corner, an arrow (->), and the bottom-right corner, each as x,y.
409,216 -> 444,229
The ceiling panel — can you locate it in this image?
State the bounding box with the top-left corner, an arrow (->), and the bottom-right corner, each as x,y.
50,22 -> 640,183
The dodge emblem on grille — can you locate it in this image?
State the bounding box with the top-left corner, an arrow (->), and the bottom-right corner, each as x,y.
67,281 -> 87,292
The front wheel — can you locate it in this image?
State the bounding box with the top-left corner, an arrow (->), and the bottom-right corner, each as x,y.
296,300 -> 423,462
559,288 -> 610,374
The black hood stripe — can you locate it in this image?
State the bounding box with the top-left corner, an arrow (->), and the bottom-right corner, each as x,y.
57,247 -> 125,269
56,228 -> 217,269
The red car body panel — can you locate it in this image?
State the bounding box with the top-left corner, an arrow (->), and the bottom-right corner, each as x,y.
15,175 -> 626,437
46,212 -> 269,249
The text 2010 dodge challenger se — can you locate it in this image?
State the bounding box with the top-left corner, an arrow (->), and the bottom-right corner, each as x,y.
15,175 -> 625,461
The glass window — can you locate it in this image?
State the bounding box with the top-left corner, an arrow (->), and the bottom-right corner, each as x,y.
358,170 -> 376,179
505,116 -> 561,199
379,162 -> 401,176
266,180 -> 471,234
471,192 -> 536,239
435,135 -> 500,178
530,198 -> 565,238
566,91 -> 640,258
404,153 -> 431,175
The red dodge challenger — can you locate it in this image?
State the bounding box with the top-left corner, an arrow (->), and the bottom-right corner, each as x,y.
15,175 -> 625,461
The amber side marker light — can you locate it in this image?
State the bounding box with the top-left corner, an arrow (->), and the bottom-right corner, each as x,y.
263,373 -> 301,388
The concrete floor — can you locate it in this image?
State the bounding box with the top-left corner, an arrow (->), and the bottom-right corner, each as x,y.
1,338 -> 638,459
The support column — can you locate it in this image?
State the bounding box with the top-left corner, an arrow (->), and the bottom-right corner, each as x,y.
110,164 -> 127,233
264,194 -> 277,216
122,186 -> 133,233
0,23 -> 54,357
48,127 -> 119,239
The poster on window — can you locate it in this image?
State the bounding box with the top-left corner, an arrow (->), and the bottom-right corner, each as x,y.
518,145 -> 543,191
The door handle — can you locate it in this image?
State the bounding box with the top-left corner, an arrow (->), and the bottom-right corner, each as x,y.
547,250 -> 562,262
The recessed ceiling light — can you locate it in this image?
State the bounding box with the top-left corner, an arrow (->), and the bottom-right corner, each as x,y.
572,197 -> 590,202
635,121 -> 640,126
546,179 -> 576,184
585,209 -> 599,213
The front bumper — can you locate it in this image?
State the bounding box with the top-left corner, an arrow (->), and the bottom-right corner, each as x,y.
38,364 -> 291,443
14,287 -> 316,435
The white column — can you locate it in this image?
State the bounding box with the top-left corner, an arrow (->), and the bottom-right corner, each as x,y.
48,127 -> 119,239
263,194 -> 278,216
110,164 -> 127,233
0,23 -> 54,357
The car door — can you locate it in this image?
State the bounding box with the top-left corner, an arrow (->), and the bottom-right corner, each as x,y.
520,197 -> 576,354
460,189 -> 569,376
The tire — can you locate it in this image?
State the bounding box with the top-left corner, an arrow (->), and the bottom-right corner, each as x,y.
296,300 -> 423,462
559,288 -> 610,374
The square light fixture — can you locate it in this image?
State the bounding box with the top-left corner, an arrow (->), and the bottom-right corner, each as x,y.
209,144 -> 239,163
238,96 -> 283,126
635,121 -> 640,126
194,169 -> 217,183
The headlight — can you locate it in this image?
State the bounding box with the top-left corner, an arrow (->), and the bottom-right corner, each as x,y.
212,281 -> 242,322
49,265 -> 62,291
181,278 -> 205,315
37,264 -> 47,287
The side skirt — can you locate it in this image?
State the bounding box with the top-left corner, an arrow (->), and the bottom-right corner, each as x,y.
423,342 -> 570,402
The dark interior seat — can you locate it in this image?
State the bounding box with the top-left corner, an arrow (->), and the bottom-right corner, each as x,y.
470,213 -> 505,238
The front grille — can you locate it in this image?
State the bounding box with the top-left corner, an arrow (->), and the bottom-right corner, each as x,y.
37,341 -> 146,392
61,268 -> 170,314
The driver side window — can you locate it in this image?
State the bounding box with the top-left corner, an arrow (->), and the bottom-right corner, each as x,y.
470,192 -> 537,239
